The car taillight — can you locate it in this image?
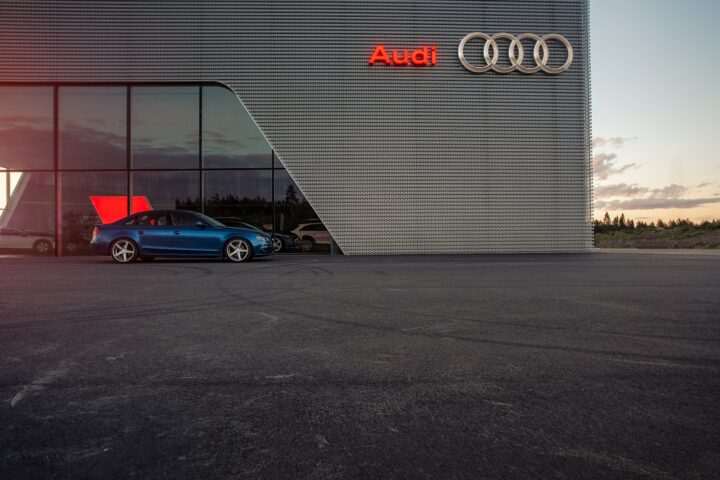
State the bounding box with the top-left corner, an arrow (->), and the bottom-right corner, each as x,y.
92,227 -> 100,240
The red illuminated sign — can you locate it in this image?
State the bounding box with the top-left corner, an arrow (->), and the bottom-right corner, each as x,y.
89,196 -> 153,224
368,45 -> 437,66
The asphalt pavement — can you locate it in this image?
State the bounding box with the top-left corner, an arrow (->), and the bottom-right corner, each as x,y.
1,252 -> 719,479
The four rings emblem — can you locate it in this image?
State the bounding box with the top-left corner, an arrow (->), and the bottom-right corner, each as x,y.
458,32 -> 573,74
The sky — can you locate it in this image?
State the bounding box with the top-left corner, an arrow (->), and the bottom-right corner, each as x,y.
591,0 -> 720,222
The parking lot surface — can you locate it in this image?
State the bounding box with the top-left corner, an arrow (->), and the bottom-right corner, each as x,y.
1,252 -> 719,479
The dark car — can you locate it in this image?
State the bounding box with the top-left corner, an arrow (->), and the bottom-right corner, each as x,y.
215,217 -> 298,253
90,210 -> 273,263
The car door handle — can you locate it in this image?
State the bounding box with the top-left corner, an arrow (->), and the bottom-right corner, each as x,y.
174,231 -> 180,235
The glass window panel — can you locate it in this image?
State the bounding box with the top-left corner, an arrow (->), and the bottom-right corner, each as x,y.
132,171 -> 200,212
203,170 -> 272,227
0,172 -> 55,255
273,169 -> 331,253
59,86 -> 127,169
61,172 -> 127,254
131,86 -> 199,169
202,86 -> 271,168
0,87 -> 53,170
273,151 -> 285,169
136,211 -> 170,226
170,211 -> 201,227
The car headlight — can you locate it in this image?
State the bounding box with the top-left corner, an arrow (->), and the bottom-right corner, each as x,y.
254,235 -> 269,243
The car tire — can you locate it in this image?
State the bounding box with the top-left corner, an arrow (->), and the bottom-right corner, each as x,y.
33,239 -> 52,255
64,241 -> 79,254
110,238 -> 139,264
272,236 -> 284,253
301,236 -> 315,253
225,238 -> 252,263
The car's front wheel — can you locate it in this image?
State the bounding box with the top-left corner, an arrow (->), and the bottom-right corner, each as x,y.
272,236 -> 283,253
225,238 -> 252,263
33,239 -> 52,255
111,238 -> 138,263
301,236 -> 315,253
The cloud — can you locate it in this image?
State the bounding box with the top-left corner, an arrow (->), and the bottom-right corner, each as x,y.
596,183 -> 689,201
595,181 -> 719,211
592,135 -> 639,180
593,152 -> 637,180
593,136 -> 636,149
650,184 -> 688,199
595,183 -> 647,198
595,197 -> 720,210
592,136 -> 720,213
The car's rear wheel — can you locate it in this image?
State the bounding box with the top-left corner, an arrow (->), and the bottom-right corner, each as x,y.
301,236 -> 315,253
33,239 -> 52,255
272,236 -> 283,253
111,238 -> 138,263
225,238 -> 252,263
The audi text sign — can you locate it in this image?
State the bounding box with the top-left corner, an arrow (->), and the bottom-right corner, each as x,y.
368,45 -> 438,66
368,33 -> 573,74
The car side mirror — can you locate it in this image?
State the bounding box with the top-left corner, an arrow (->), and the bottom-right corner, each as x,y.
196,221 -> 207,228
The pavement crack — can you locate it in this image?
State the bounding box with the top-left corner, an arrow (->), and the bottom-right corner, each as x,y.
10,360 -> 72,407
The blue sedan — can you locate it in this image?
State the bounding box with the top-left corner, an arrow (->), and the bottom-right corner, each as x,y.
91,210 -> 273,263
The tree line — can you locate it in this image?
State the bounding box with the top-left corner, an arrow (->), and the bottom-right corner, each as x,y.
593,212 -> 720,233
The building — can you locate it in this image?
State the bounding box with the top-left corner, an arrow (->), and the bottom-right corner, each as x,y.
0,0 -> 592,255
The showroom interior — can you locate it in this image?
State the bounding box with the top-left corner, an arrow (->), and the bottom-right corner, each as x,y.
0,83 -> 330,255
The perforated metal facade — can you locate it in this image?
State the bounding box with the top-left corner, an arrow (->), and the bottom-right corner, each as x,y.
0,0 -> 592,254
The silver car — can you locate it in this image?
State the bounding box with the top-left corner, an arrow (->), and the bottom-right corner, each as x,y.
0,228 -> 54,254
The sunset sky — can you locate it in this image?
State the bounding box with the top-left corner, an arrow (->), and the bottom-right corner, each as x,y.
591,0 -> 720,222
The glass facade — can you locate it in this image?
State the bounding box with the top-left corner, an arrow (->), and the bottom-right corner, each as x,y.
132,86 -> 199,169
0,84 -> 328,256
0,87 -> 54,170
59,86 -> 127,170
202,86 -> 270,168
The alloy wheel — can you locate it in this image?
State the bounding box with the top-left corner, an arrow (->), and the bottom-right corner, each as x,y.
35,240 -> 51,254
112,240 -> 136,263
226,239 -> 250,262
272,237 -> 283,253
301,238 -> 313,253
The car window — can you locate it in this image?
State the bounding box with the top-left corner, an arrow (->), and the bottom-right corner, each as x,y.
240,222 -> 261,231
196,213 -> 224,228
136,212 -> 168,226
304,224 -> 325,231
170,211 -> 201,227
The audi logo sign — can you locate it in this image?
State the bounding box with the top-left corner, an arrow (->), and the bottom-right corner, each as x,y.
458,32 -> 573,74
367,32 -> 573,75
